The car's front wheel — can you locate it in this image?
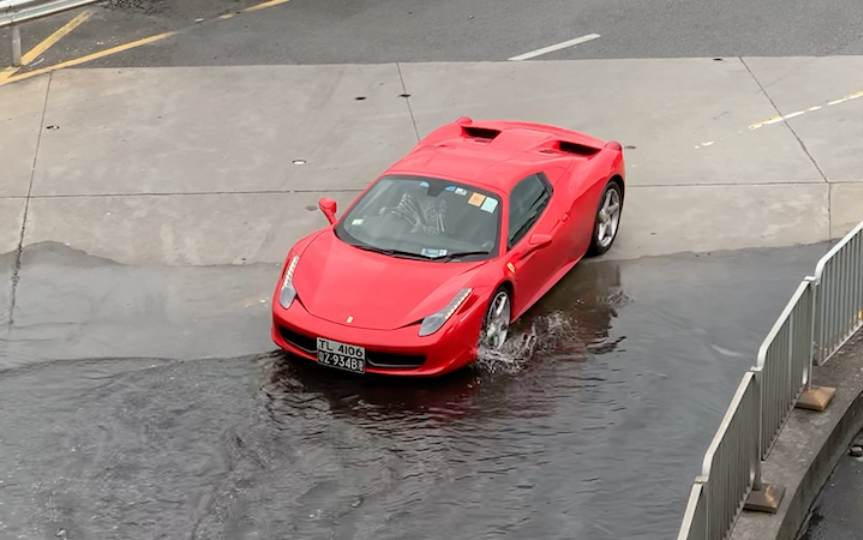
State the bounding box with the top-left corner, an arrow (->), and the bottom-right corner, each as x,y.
481,288 -> 511,349
588,181 -> 623,256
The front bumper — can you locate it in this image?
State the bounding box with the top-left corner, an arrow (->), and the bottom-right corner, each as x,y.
271,294 -> 487,377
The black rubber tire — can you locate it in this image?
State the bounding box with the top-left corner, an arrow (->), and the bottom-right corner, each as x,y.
587,181 -> 624,257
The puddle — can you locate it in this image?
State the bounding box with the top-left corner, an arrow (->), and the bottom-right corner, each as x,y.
0,241 -> 834,539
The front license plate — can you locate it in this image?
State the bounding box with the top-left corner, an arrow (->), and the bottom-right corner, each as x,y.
316,338 -> 366,374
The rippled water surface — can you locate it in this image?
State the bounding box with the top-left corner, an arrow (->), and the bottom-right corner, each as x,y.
0,242 -> 832,539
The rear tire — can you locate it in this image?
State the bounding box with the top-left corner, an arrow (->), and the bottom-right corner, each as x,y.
481,288 -> 511,350
588,181 -> 623,256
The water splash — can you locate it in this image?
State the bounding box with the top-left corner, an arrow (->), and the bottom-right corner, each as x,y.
476,312 -> 580,375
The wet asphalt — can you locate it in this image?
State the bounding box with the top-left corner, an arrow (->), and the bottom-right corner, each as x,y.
797,428 -> 863,540
0,241 -> 834,539
2,0 -> 863,71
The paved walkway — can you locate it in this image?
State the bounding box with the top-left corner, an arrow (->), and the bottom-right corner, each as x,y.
2,57 -> 862,266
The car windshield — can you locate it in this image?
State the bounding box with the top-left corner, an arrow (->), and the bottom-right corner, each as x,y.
334,175 -> 502,261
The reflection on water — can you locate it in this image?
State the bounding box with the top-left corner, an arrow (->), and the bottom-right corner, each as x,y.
0,261 -> 630,540
0,243 -> 833,540
479,261 -> 630,376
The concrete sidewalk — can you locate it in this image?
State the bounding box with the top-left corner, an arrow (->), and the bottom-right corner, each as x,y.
2,57 -> 862,266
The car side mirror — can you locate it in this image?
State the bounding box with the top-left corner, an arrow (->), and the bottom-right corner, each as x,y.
517,233 -> 552,259
528,233 -> 552,249
319,197 -> 337,224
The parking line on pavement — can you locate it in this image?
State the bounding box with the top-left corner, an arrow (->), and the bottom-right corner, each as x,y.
23,10 -> 94,65
0,66 -> 16,82
244,0 -> 294,12
0,0 -> 298,86
749,88 -> 863,130
0,10 -> 93,83
508,34 -> 601,61
0,31 -> 177,86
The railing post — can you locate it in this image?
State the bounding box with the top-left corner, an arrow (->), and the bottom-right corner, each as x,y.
810,272 -> 823,366
744,365 -> 786,513
751,365 -> 764,491
676,477 -> 708,540
797,277 -> 836,412
11,23 -> 22,66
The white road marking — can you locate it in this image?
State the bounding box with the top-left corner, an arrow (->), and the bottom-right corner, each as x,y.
508,33 -> 601,61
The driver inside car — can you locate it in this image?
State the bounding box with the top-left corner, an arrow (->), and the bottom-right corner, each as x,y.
383,183 -> 450,237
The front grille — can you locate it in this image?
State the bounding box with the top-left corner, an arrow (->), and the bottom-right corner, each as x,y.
279,326 -> 316,354
366,352 -> 426,369
278,325 -> 426,369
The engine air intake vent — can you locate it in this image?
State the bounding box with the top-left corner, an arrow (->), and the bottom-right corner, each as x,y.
462,126 -> 501,140
558,141 -> 601,156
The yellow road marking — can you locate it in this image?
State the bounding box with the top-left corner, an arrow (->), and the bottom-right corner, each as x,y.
749,88 -> 863,131
0,10 -> 93,82
0,66 -> 17,83
244,0 -> 294,12
22,10 -> 94,66
748,115 -> 783,130
0,0 -> 294,86
1,31 -> 176,86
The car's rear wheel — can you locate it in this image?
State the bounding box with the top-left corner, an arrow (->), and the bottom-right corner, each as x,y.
588,181 -> 623,256
482,288 -> 511,349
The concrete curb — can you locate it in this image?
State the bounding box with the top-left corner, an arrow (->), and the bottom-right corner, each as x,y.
730,330 -> 863,540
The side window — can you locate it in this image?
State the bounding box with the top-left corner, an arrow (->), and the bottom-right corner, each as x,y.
508,173 -> 551,249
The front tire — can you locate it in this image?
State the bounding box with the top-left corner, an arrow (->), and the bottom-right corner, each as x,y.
588,181 -> 623,256
481,288 -> 511,350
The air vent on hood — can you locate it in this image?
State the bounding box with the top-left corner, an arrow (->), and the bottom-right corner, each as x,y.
462,126 -> 501,140
557,141 -> 601,156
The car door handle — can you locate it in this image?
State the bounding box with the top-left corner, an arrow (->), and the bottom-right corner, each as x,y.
551,212 -> 569,234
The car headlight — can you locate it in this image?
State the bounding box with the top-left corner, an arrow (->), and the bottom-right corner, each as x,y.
279,255 -> 300,309
418,288 -> 472,337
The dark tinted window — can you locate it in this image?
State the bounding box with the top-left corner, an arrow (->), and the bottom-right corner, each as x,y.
334,175 -> 502,261
508,174 -> 551,248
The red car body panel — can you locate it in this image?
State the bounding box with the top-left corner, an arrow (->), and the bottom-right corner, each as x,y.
271,117 -> 626,377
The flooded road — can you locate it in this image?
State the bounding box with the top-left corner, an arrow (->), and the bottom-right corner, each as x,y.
0,242 -> 831,539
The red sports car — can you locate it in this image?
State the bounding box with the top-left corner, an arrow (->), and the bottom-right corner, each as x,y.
271,117 -> 625,377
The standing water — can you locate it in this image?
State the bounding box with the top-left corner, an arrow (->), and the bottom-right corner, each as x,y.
0,242 -> 831,539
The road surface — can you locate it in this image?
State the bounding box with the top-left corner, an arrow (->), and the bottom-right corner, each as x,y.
0,1 -> 862,539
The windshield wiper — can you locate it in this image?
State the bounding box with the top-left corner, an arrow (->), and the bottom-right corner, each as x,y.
436,250 -> 490,262
353,245 -> 435,260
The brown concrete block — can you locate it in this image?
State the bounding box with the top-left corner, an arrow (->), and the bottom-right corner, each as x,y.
744,482 -> 786,514
796,385 -> 837,412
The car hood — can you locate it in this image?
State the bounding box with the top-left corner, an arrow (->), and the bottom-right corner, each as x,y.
292,231 -> 485,331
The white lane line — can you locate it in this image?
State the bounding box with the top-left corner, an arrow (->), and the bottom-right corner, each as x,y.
508,33 -> 601,61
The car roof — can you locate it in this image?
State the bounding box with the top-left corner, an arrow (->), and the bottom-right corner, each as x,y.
383,118 -> 611,193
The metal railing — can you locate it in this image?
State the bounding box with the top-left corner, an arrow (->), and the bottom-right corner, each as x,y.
813,219 -> 863,366
1,0 -> 100,66
755,278 -> 815,460
701,371 -> 761,540
677,218 -> 863,540
677,480 -> 707,540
